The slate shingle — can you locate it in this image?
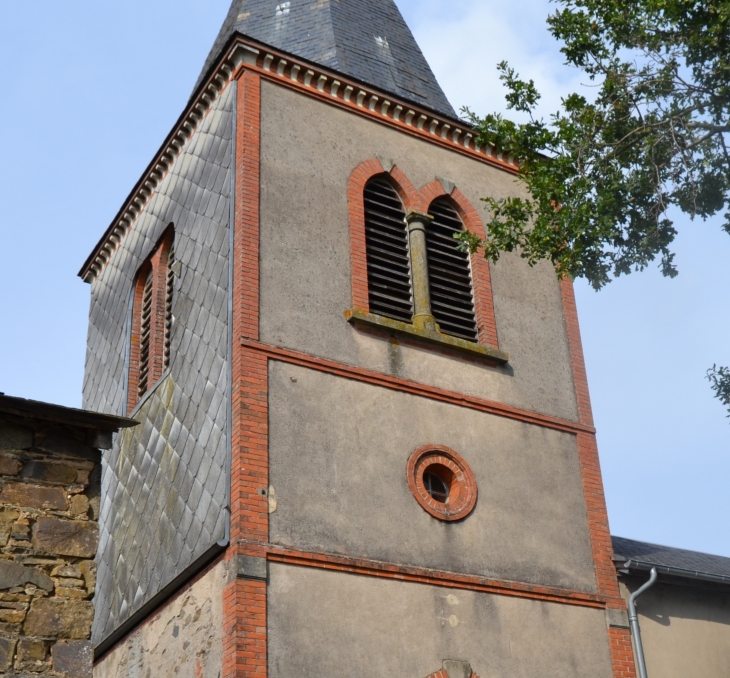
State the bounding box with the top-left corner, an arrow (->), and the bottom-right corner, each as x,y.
613,536 -> 730,579
85,85 -> 233,648
194,0 -> 456,118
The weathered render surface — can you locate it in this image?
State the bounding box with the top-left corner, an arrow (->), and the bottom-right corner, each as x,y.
619,578 -> 730,678
0,414 -> 103,677
268,564 -> 614,678
258,80 -> 579,423
268,361 -> 596,591
83,84 -> 233,646
94,559 -> 225,678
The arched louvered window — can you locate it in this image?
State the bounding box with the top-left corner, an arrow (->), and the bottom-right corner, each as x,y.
163,238 -> 175,371
127,226 -> 175,413
426,199 -> 478,341
137,267 -> 154,399
364,177 -> 413,323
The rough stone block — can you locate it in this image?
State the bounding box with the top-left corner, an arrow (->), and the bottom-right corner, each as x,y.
0,483 -> 67,511
0,636 -> 16,671
0,455 -> 22,476
56,587 -> 88,599
24,599 -> 94,639
20,462 -> 77,485
0,509 -> 20,547
606,607 -> 630,629
77,561 -> 95,595
31,518 -> 98,558
51,564 -> 81,579
237,555 -> 268,581
0,425 -> 32,451
15,637 -> 48,672
52,640 -> 92,678
444,660 -> 472,678
34,429 -> 92,458
0,608 -> 26,623
69,495 -> 89,517
0,561 -> 54,592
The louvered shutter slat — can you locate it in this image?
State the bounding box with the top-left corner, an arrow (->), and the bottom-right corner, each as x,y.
364,178 -> 413,323
138,270 -> 154,398
426,199 -> 479,341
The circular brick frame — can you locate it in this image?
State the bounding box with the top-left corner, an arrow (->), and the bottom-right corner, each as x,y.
407,445 -> 478,521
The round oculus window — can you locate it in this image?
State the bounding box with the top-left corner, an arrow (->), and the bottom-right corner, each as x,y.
407,445 -> 477,521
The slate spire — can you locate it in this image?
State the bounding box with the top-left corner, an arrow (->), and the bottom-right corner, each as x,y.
195,0 -> 457,118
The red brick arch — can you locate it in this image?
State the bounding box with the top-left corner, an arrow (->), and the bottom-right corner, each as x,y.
348,161 -> 500,350
127,224 -> 175,413
348,159 -> 421,311
419,181 -> 499,348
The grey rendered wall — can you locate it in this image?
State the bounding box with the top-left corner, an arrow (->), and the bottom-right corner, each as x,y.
619,579 -> 730,678
83,84 -> 233,646
95,560 -> 226,678
259,80 -> 579,423
269,361 -> 596,592
268,564 -> 614,678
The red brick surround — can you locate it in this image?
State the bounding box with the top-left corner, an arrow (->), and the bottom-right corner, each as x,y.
407,444 -> 478,521
426,669 -> 480,678
348,162 -> 500,350
420,182 -> 499,347
224,68 -> 269,678
126,225 -> 174,413
348,158 -> 422,311
560,278 -> 636,678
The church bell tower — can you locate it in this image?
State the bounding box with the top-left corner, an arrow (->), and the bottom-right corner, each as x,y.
80,1 -> 636,676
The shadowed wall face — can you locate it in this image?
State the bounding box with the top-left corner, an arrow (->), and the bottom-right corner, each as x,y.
83,84 -> 233,647
619,579 -> 730,678
268,564 -> 614,678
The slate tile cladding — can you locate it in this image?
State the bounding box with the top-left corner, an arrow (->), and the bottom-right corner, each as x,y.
0,413 -> 106,677
195,0 -> 457,119
83,84 -> 233,647
613,536 -> 730,579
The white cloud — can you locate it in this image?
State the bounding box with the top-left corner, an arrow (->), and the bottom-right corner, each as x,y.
402,0 -> 587,120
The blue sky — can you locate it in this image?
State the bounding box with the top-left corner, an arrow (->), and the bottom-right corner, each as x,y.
1,1 -> 729,557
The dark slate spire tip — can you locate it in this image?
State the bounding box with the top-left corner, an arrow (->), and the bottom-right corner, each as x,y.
195,0 -> 456,119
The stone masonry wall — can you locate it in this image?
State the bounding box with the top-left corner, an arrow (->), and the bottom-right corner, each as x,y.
0,417 -> 101,677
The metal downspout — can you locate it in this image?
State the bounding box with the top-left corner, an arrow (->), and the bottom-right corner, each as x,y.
627,567 -> 658,678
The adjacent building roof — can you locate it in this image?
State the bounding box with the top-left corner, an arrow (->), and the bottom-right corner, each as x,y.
0,394 -> 138,435
195,0 -> 457,119
613,535 -> 730,585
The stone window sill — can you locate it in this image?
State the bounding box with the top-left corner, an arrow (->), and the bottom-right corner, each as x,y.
345,309 -> 509,364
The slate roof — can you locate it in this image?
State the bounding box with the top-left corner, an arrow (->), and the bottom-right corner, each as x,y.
613,535 -> 730,583
0,394 -> 137,435
194,0 -> 457,119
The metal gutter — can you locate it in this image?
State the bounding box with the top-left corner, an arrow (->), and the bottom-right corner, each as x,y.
617,558 -> 730,586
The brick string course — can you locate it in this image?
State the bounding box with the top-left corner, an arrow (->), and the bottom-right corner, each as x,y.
561,277 -> 637,678
0,417 -> 103,677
